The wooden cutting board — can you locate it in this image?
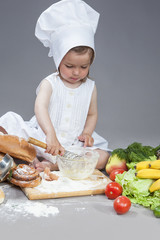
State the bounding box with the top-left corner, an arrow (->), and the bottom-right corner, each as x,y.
21,170 -> 110,200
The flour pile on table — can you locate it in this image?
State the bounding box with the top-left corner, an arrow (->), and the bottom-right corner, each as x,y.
35,171 -> 109,193
0,199 -> 59,220
17,201 -> 59,217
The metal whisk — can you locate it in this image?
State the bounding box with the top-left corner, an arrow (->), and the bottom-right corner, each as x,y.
28,137 -> 82,160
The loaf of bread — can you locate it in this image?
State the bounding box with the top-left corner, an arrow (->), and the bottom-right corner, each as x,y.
0,135 -> 36,162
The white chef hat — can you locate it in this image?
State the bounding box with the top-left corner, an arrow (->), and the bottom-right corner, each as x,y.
35,0 -> 100,69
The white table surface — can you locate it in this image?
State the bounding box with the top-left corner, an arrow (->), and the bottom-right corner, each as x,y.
0,174 -> 159,240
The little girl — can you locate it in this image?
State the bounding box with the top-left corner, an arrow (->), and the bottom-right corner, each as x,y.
0,0 -> 111,171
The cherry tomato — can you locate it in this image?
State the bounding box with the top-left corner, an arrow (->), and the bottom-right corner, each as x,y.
109,169 -> 125,181
113,196 -> 131,214
105,182 -> 123,199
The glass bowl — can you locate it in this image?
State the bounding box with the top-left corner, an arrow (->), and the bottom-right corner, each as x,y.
57,147 -> 99,180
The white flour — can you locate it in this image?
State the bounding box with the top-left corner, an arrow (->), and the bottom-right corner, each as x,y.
0,171 -> 109,222
0,199 -> 59,221
75,207 -> 86,212
35,171 -> 109,193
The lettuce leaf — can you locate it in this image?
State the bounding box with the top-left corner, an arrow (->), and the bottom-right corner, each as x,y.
115,169 -> 160,210
126,155 -> 157,170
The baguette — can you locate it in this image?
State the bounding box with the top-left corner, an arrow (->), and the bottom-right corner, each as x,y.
0,135 -> 36,162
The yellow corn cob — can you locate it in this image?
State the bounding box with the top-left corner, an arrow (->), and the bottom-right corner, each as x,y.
134,161 -> 151,170
135,169 -> 160,179
148,160 -> 160,169
149,179 -> 160,192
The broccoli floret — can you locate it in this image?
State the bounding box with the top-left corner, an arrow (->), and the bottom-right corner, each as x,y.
153,145 -> 160,156
112,142 -> 159,163
127,151 -> 144,162
142,145 -> 155,157
125,142 -> 154,162
111,148 -> 128,161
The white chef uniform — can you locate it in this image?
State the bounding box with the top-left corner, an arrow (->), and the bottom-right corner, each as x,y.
0,0 -> 111,163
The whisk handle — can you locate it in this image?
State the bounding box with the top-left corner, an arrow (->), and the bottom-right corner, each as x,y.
28,137 -> 47,149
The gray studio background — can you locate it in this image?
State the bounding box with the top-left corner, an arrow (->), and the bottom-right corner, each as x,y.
0,0 -> 159,150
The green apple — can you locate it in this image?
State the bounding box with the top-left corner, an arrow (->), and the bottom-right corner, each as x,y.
105,154 -> 128,175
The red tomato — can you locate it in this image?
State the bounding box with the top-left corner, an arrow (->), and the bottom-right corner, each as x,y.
105,182 -> 123,199
109,169 -> 125,181
113,196 -> 131,214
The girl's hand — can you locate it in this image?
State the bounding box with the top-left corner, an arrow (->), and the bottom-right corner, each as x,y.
78,133 -> 94,147
45,134 -> 65,156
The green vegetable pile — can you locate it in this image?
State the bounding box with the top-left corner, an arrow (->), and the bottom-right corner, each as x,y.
112,142 -> 160,169
115,169 -> 160,210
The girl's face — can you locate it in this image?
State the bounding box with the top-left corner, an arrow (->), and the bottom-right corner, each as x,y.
59,50 -> 91,87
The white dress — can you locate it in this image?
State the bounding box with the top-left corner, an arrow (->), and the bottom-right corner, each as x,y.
0,72 -> 110,163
